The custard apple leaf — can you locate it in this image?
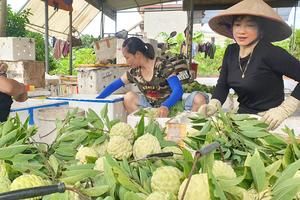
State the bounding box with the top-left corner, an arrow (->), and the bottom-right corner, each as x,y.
223,186 -> 244,200
59,173 -> 93,184
63,169 -> 100,177
49,155 -> 59,174
55,118 -> 63,130
117,184 -> 130,200
0,145 -> 29,158
85,130 -> 102,139
105,116 -> 112,130
60,130 -> 86,142
69,121 -> 89,128
103,158 -> 117,197
94,135 -> 109,145
137,114 -> 145,139
208,170 -> 227,200
250,149 -> 266,193
8,154 -> 36,163
120,157 -> 132,175
273,159 -> 300,190
160,159 -> 178,168
104,153 -> 120,170
113,166 -> 140,193
0,129 -> 18,148
199,149 -> 215,174
124,191 -> 144,200
55,147 -> 77,157
182,148 -> 193,162
100,103 -> 108,119
218,175 -> 244,190
45,190 -> 69,200
183,160 -> 196,178
272,178 -> 300,199
65,164 -> 96,170
87,108 -> 104,129
265,160 -> 281,178
1,119 -> 13,135
70,132 -> 87,148
11,164 -> 48,178
263,134 -> 287,146
138,167 -> 148,186
79,185 -> 109,197
283,126 -> 299,147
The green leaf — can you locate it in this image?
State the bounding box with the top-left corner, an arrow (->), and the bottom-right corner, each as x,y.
65,164 -> 95,171
272,178 -> 300,200
124,191 -> 144,200
113,166 -> 140,193
59,173 -> 92,184
240,131 -> 270,138
233,120 -> 261,127
60,130 -> 86,142
272,159 -> 300,190
104,159 -> 117,197
100,103 -> 108,119
1,120 -> 13,136
0,145 -> 29,158
70,133 -> 88,149
68,107 -> 79,119
55,147 -> 77,157
229,114 -> 249,121
63,169 -> 100,177
8,154 -> 36,163
0,129 -> 18,147
69,121 -> 89,128
182,148 -> 194,162
284,144 -> 295,166
94,134 -> 108,145
250,148 -> 266,193
208,170 -> 227,200
87,108 -> 104,129
79,185 -> 109,197
137,114 -> 145,139
49,155 -> 59,174
55,118 -> 63,130
199,120 -> 212,135
264,135 -> 287,146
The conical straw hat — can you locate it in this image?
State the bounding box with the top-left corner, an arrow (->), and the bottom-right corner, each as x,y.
208,0 -> 292,42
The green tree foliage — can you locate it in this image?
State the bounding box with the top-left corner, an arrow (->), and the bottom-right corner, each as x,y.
6,5 -> 31,37
73,34 -> 100,50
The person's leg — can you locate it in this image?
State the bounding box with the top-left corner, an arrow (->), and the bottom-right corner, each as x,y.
124,92 -> 153,114
123,91 -> 140,114
184,91 -> 209,111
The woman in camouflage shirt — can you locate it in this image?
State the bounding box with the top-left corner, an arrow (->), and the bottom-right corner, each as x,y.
96,37 -> 208,117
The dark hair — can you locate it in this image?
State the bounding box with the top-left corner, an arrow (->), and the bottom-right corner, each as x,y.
122,37 -> 155,60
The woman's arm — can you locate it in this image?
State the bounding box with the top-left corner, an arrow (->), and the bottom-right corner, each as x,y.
96,73 -> 129,99
0,76 -> 28,102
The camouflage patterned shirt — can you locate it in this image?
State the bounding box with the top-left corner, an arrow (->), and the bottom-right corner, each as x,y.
126,57 -> 176,107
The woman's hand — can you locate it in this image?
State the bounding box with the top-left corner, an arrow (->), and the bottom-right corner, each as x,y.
157,106 -> 169,118
14,84 -> 28,102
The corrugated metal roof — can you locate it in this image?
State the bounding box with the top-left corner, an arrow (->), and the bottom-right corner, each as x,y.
23,0 -> 100,39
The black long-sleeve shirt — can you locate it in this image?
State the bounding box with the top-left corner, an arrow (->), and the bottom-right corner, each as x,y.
212,39 -> 300,114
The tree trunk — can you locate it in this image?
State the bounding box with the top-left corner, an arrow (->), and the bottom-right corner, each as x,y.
0,0 -> 7,37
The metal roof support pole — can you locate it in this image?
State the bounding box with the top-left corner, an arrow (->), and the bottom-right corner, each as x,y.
291,1 -> 299,56
69,11 -> 72,75
187,0 -> 194,71
0,0 -> 7,37
45,0 -> 49,74
100,1 -> 105,38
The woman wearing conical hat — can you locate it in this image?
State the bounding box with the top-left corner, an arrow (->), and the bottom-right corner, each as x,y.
198,0 -> 300,131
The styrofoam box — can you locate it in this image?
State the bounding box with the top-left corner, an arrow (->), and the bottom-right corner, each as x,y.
47,94 -> 128,122
9,99 -> 69,126
0,37 -> 35,61
77,66 -> 139,94
127,108 -> 172,129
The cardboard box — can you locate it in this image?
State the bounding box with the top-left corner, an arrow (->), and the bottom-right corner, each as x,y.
0,37 -> 35,61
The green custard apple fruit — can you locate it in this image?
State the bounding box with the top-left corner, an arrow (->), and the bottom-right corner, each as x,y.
90,139 -> 108,157
161,146 -> 183,160
133,133 -> 161,159
178,173 -> 210,200
109,122 -> 135,144
107,136 -> 132,160
151,166 -> 184,195
146,191 -> 176,200
75,147 -> 99,165
10,174 -> 50,200
212,160 -> 236,179
0,177 -> 11,193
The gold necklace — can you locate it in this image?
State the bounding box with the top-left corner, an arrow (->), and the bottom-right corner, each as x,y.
239,51 -> 253,78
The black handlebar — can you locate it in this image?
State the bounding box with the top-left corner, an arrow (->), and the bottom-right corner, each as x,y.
0,183 -> 65,200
